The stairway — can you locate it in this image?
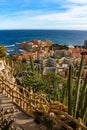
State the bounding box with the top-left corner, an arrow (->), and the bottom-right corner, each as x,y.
0,93 -> 41,130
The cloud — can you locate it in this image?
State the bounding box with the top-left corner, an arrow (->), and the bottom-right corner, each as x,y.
50,0 -> 87,4
67,0 -> 87,4
0,0 -> 87,30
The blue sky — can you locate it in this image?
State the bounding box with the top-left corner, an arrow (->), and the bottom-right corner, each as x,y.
0,0 -> 87,30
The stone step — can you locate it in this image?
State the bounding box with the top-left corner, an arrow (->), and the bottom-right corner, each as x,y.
0,93 -> 41,130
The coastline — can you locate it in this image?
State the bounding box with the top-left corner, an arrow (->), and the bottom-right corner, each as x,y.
0,30 -> 86,55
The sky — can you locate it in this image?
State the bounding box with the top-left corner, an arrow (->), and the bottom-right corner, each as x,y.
0,0 -> 87,30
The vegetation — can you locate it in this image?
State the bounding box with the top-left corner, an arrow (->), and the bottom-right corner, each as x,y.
50,44 -> 69,50
67,65 -> 73,115
67,56 -> 87,124
0,43 -> 87,129
0,46 -> 7,59
6,55 -> 87,126
6,57 -> 30,78
74,55 -> 84,118
22,71 -> 44,92
43,73 -> 66,103
30,56 -> 35,72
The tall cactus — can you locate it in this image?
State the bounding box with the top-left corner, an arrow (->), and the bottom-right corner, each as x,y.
81,88 -> 87,121
73,55 -> 84,118
67,55 -> 87,124
67,65 -> 73,115
30,56 -> 35,73
78,73 -> 87,118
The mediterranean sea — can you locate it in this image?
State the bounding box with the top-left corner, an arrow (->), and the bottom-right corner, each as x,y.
0,30 -> 87,55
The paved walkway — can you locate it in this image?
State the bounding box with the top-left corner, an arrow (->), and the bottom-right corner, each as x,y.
0,93 -> 41,130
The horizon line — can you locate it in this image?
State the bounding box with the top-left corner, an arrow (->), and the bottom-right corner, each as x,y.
0,29 -> 87,31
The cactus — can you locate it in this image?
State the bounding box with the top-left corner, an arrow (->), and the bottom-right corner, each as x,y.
67,65 -> 73,115
67,55 -> 87,124
78,73 -> 87,118
73,55 -> 84,118
81,88 -> 87,121
30,56 -> 35,73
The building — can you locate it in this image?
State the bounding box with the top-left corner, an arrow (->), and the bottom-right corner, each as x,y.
43,67 -> 57,75
84,40 -> 87,48
43,58 -> 57,68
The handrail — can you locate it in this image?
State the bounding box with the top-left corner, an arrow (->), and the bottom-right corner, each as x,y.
0,76 -> 49,115
0,76 -> 87,130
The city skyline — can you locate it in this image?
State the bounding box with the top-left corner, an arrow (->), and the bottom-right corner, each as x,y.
0,0 -> 87,30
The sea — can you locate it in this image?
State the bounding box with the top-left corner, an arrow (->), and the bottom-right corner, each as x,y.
0,30 -> 87,55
